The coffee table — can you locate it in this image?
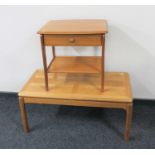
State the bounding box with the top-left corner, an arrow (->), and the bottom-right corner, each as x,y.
18,70 -> 133,141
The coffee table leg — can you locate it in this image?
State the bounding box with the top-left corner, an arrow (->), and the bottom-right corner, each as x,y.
19,97 -> 29,133
101,35 -> 105,92
124,103 -> 133,141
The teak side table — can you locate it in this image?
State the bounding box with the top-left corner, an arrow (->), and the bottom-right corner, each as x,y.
37,19 -> 108,91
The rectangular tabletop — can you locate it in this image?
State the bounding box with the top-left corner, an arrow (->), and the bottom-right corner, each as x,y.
38,19 -> 108,34
19,70 -> 132,103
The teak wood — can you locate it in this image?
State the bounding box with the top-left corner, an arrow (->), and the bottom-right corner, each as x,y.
38,19 -> 108,35
18,70 -> 133,141
44,34 -> 102,46
38,19 -> 108,91
48,56 -> 101,74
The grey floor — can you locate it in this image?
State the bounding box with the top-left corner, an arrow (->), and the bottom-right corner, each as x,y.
0,93 -> 154,149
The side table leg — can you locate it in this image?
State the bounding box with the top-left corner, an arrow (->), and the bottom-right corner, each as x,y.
52,46 -> 56,59
40,34 -> 48,91
101,35 -> 105,92
124,103 -> 133,141
19,97 -> 29,133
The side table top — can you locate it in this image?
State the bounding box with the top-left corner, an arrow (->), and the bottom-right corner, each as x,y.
38,19 -> 108,35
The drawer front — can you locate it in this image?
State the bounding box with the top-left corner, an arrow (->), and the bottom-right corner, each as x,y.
44,34 -> 102,46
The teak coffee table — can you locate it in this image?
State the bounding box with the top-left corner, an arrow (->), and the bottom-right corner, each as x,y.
18,70 -> 133,141
37,19 -> 108,91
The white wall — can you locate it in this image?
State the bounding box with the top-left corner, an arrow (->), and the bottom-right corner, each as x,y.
0,5 -> 155,99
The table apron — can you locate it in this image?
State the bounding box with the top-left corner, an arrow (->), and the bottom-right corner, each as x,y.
23,97 -> 132,110
43,34 -> 103,46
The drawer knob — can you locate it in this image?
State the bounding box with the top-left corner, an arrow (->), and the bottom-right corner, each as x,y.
69,38 -> 75,43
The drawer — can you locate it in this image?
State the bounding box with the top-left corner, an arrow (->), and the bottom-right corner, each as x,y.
44,34 -> 102,46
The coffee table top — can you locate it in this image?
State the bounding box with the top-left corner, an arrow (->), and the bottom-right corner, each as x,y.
38,19 -> 108,35
19,70 -> 132,103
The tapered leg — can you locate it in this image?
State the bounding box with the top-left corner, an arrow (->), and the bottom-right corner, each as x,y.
124,103 -> 133,141
52,46 -> 56,59
47,46 -> 56,71
101,35 -> 105,92
19,97 -> 29,133
40,34 -> 48,91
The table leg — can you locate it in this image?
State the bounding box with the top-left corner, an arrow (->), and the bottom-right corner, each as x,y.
101,35 -> 105,92
124,103 -> 133,141
19,97 -> 29,133
52,46 -> 56,59
40,34 -> 48,91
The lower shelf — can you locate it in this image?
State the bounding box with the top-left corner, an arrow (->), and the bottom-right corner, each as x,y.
47,56 -> 102,73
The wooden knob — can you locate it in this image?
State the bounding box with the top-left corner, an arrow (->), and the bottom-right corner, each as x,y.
69,38 -> 75,43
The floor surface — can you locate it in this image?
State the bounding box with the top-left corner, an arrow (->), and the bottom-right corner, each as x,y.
0,93 -> 154,149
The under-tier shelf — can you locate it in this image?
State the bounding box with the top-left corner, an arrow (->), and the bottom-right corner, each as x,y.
47,56 -> 102,74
